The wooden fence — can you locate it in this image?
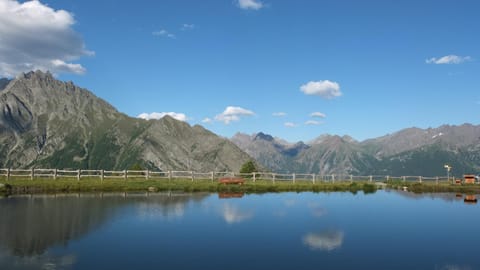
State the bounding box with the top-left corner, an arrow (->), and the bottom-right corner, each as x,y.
0,168 -> 461,184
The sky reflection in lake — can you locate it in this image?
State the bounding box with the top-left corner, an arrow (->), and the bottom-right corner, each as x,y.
0,190 -> 479,270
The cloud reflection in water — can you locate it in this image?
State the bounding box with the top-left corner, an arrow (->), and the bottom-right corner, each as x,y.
302,230 -> 344,251
221,203 -> 253,224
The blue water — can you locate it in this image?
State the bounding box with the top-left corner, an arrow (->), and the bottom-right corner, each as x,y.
0,190 -> 478,270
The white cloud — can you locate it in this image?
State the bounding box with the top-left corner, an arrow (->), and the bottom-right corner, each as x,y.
201,117 -> 213,124
0,0 -> 93,77
152,29 -> 175,39
284,122 -> 297,128
50,59 -> 86,74
310,112 -> 326,118
181,23 -> 195,31
426,55 -> 472,64
137,112 -> 188,122
237,0 -> 264,10
272,112 -> 287,117
300,80 -> 342,99
215,106 -> 255,124
305,120 -> 322,125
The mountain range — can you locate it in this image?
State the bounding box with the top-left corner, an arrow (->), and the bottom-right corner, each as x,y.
1,70 -> 479,177
0,70 -> 251,171
231,124 -> 480,176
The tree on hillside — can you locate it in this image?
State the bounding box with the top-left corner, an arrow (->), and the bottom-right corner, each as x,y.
129,163 -> 144,171
240,160 -> 257,174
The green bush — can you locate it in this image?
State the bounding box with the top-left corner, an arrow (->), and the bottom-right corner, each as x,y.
240,160 -> 257,174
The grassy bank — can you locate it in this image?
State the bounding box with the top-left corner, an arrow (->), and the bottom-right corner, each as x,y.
0,177 -> 377,195
387,180 -> 480,194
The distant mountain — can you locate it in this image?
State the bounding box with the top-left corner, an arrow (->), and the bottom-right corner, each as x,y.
231,132 -> 308,172
295,135 -> 379,175
231,126 -> 480,176
0,70 -> 251,171
362,124 -> 480,157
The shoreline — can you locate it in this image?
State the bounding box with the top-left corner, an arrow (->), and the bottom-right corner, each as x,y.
1,177 -> 480,196
0,178 -> 377,195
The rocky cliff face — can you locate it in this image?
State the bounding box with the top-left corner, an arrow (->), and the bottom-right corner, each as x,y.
0,70 -> 251,171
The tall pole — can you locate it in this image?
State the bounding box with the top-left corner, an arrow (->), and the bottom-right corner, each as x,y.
444,164 -> 451,183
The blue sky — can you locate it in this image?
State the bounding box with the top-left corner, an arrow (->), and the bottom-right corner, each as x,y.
1,0 -> 479,142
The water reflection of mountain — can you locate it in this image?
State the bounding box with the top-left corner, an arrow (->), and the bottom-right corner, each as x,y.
0,192 -> 209,257
386,190 -> 467,203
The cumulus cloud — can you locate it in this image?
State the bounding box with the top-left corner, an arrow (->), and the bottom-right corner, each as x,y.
0,0 -> 93,77
300,80 -> 342,99
152,29 -> 175,39
284,122 -> 297,128
181,23 -> 195,31
310,112 -> 326,118
426,55 -> 472,64
272,112 -> 287,117
237,0 -> 264,10
138,112 -> 188,122
305,120 -> 322,125
215,106 -> 255,124
302,230 -> 344,251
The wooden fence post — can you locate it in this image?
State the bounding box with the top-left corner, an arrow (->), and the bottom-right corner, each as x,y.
350,175 -> 353,182
31,168 -> 34,180
168,171 -> 172,181
419,176 -> 422,183
77,169 -> 81,181
101,170 -> 104,182
293,173 -> 296,183
253,172 -> 256,182
211,171 -> 214,182
436,176 -> 439,185
403,176 -> 406,182
332,174 -> 335,183
191,171 -> 194,182
124,170 -> 127,180
312,174 -> 315,184
6,168 -> 10,181
369,175 -> 373,182
145,170 -> 149,180
54,169 -> 57,180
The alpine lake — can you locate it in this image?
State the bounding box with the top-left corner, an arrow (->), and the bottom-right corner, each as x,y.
1,190 -> 479,270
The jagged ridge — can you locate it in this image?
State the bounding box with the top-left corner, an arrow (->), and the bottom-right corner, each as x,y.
232,126 -> 480,176
0,70 -> 251,171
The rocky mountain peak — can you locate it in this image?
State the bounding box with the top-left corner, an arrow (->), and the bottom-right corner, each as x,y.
0,71 -> 252,171
20,70 -> 53,80
341,135 -> 357,143
254,132 -> 274,142
308,134 -> 333,145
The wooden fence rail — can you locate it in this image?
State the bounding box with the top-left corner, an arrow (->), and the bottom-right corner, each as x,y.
0,168 -> 468,184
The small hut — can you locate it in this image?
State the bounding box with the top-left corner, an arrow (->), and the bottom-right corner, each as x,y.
463,175 -> 476,184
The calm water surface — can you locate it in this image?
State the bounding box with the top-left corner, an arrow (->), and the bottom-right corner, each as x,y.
0,190 -> 479,270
